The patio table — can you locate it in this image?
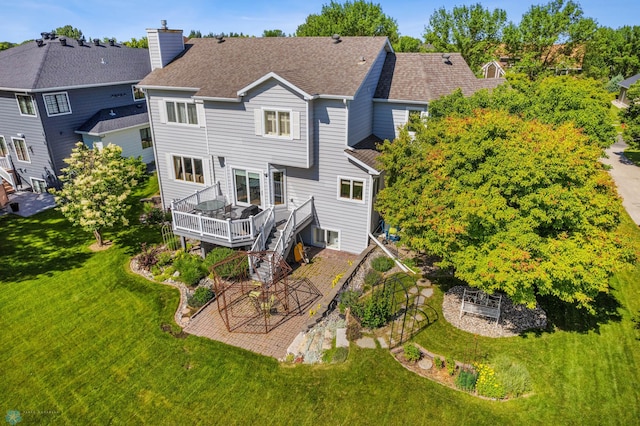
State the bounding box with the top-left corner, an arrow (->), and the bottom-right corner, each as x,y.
195,199 -> 225,217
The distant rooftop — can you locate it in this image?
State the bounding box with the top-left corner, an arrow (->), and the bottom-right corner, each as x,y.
76,103 -> 148,135
619,73 -> 640,89
0,35 -> 150,91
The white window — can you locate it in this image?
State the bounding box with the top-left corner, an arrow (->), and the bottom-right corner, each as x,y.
406,109 -> 427,133
264,110 -> 290,137
0,136 -> 8,157
233,168 -> 262,206
173,155 -> 204,184
166,101 -> 197,125
12,137 -> 30,162
140,127 -> 152,149
31,178 -> 47,193
271,169 -> 285,206
313,227 -> 340,250
16,95 -> 36,116
338,177 -> 365,202
132,85 -> 145,102
43,92 -> 71,116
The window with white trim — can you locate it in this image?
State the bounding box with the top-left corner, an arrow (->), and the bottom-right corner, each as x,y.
140,127 -> 152,149
31,178 -> 47,193
16,95 -> 36,116
166,101 -> 197,125
233,168 -> 262,206
132,85 -> 145,102
12,137 -> 30,162
406,109 -> 427,133
338,177 -> 364,201
43,92 -> 71,116
313,227 -> 340,250
264,110 -> 290,137
0,136 -> 8,157
172,155 -> 204,184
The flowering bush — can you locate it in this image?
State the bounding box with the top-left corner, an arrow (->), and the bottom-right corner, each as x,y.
474,363 -> 505,399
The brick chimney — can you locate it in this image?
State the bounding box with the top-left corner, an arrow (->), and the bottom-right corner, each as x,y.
146,20 -> 184,70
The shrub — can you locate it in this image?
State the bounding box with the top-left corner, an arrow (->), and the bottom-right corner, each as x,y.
188,286 -> 215,308
145,207 -> 169,225
434,356 -> 444,369
137,243 -> 160,271
475,363 -> 506,399
371,256 -> 395,273
491,355 -> 532,398
173,253 -> 206,286
455,369 -> 478,392
364,270 -> 382,289
403,343 -> 421,362
346,321 -> 361,341
204,247 -> 247,280
156,251 -> 173,267
446,357 -> 457,376
351,285 -> 393,328
338,290 -> 361,314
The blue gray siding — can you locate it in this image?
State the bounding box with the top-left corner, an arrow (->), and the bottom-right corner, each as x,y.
0,91 -> 52,189
373,102 -> 427,141
348,48 -> 388,146
82,126 -> 155,164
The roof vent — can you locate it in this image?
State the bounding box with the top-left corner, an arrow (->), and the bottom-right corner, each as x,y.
108,39 -> 115,46
161,20 -> 168,30
41,32 -> 50,40
332,34 -> 341,44
101,58 -> 107,65
109,109 -> 116,117
77,37 -> 84,46
442,53 -> 451,64
35,39 -> 44,47
59,38 -> 67,47
216,34 -> 225,43
50,32 -> 56,39
93,38 -> 100,46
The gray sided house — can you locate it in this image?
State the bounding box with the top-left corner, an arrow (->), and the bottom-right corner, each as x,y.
139,24 -> 504,256
0,34 -> 151,193
618,73 -> 640,106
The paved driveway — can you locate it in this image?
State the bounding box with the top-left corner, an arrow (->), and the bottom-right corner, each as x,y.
602,136 -> 640,225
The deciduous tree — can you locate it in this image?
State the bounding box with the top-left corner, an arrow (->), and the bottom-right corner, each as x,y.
424,3 -> 507,72
262,29 -> 287,37
54,25 -> 83,40
376,110 -> 635,311
50,143 -> 145,247
296,0 -> 399,44
123,37 -> 148,48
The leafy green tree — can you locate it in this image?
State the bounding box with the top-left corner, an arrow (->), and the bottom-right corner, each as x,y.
54,25 -> 83,39
376,110 -> 635,311
583,26 -> 640,80
503,0 -> 597,79
123,37 -> 148,48
392,35 -> 423,52
424,3 -> 507,72
0,41 -> 16,51
262,29 -> 286,37
429,75 -> 615,147
50,143 -> 145,247
296,0 -> 399,44
621,82 -> 640,148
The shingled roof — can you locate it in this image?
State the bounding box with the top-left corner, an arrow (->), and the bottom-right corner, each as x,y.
76,103 -> 149,135
0,37 -> 150,91
619,73 -> 640,89
138,36 -> 391,99
345,134 -> 384,173
374,52 -> 505,102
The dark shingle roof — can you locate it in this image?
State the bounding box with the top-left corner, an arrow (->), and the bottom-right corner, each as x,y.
139,37 -> 390,98
619,73 -> 640,89
77,103 -> 148,135
0,38 -> 150,91
374,52 -> 505,102
345,134 -> 384,172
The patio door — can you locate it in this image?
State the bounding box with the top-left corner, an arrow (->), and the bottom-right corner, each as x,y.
233,168 -> 262,207
270,168 -> 287,221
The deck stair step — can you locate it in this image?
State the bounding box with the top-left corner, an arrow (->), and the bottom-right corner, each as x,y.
2,178 -> 15,195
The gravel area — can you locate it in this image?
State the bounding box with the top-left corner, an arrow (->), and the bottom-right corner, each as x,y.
443,285 -> 547,337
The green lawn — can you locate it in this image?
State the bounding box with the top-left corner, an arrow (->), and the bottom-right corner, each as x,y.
2,178 -> 640,424
624,148 -> 640,166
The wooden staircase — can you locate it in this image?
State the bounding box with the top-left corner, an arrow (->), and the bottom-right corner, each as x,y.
2,178 -> 15,195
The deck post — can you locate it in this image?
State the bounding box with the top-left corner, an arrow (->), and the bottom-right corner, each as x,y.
197,213 -> 204,236
249,215 -> 255,238
226,218 -> 232,242
195,190 -> 200,205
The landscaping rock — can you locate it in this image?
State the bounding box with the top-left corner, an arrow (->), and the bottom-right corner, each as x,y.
335,328 -> 348,348
322,329 -> 333,350
418,358 -> 433,370
355,336 -> 376,349
421,288 -> 434,298
377,337 -> 389,348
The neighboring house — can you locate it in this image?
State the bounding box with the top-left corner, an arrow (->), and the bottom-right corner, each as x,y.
481,60 -> 506,79
618,73 -> 640,106
0,33 -> 151,193
138,23 -> 504,256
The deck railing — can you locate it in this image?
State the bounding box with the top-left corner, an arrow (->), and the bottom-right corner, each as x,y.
271,196 -> 314,263
0,157 -> 15,188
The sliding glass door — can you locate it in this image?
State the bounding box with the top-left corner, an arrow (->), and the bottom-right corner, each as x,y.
233,169 -> 262,206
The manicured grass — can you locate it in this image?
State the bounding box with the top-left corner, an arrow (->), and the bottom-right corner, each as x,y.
1,177 -> 640,424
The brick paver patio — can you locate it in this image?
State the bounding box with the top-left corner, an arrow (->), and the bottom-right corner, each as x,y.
185,248 -> 357,359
